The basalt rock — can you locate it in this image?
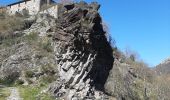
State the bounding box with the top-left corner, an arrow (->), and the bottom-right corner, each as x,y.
49,2 -> 114,99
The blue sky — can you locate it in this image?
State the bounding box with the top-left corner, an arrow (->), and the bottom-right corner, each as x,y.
1,0 -> 170,67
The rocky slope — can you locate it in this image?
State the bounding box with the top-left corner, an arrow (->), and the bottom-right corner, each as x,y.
1,1 -> 169,100
49,2 -> 114,99
0,1 -> 114,99
155,58 -> 170,75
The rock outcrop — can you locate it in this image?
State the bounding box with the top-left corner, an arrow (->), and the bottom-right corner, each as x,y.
48,2 -> 114,99
0,1 -> 114,99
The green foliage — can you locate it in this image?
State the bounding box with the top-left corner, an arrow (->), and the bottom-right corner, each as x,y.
24,32 -> 38,43
24,70 -> 35,78
40,75 -> 56,84
19,85 -> 55,100
15,79 -> 24,85
0,13 -> 25,33
23,33 -> 53,52
41,64 -> 55,73
0,76 -> 16,86
41,40 -> 53,52
0,88 -> 10,100
0,36 -> 21,47
39,64 -> 57,84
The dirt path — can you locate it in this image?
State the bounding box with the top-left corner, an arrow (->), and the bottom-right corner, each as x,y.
7,87 -> 23,100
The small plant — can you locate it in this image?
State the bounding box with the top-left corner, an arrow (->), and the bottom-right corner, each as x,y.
0,87 -> 10,100
0,75 -> 18,86
24,70 -> 34,78
0,13 -> 25,33
15,79 -> 24,85
24,32 -> 38,43
19,85 -> 55,100
42,40 -> 53,52
40,75 -> 56,84
38,38 -> 53,52
40,64 -> 55,74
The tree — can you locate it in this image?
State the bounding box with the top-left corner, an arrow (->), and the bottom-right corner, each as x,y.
125,47 -> 139,62
102,22 -> 116,48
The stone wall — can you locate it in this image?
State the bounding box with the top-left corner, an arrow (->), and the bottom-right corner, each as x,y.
6,0 -> 41,15
6,0 -> 58,18
40,5 -> 58,18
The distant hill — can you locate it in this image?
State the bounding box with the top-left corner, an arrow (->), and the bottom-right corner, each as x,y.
155,58 -> 170,75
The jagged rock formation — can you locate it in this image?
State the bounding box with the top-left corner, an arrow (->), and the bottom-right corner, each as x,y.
0,1 -> 114,99
2,1 -> 170,100
48,2 -> 114,99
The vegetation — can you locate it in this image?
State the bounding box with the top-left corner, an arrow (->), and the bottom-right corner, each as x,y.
18,85 -> 55,100
0,87 -> 10,100
24,70 -> 35,78
0,2 -> 169,99
0,12 -> 26,33
0,76 -> 17,86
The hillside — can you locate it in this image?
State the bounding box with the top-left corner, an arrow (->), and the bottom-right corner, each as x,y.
0,1 -> 170,100
155,58 -> 170,75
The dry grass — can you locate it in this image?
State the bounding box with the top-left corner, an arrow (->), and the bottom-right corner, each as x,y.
0,87 -> 10,100
0,11 -> 26,37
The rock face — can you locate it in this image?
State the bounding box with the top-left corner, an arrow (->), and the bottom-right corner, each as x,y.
0,1 -> 114,99
48,2 -> 114,99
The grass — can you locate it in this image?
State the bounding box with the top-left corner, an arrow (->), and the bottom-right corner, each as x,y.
0,87 -> 10,100
0,15 -> 25,33
18,85 -> 55,100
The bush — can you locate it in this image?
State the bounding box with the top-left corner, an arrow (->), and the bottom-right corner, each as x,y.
19,85 -> 55,100
15,79 -> 24,85
0,13 -> 25,33
0,77 -> 16,86
41,40 -> 53,52
0,35 -> 22,47
24,32 -> 38,43
0,88 -> 10,100
25,70 -> 35,78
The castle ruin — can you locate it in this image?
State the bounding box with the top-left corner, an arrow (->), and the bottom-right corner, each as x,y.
2,0 -> 58,18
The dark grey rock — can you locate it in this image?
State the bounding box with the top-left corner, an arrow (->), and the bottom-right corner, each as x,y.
48,2 -> 114,99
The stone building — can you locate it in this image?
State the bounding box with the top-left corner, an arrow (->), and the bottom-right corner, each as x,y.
5,0 -> 58,18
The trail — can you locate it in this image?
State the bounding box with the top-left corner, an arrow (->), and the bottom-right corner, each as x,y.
7,87 -> 23,100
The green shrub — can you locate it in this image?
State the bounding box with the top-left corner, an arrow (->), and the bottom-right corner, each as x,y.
25,70 -> 34,78
24,32 -> 38,43
42,40 -> 53,52
0,36 -> 22,47
15,79 -> 24,85
19,85 -> 55,100
40,75 -> 56,84
38,38 -> 53,52
0,14 -> 25,32
0,78 -> 13,86
0,88 -> 10,100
